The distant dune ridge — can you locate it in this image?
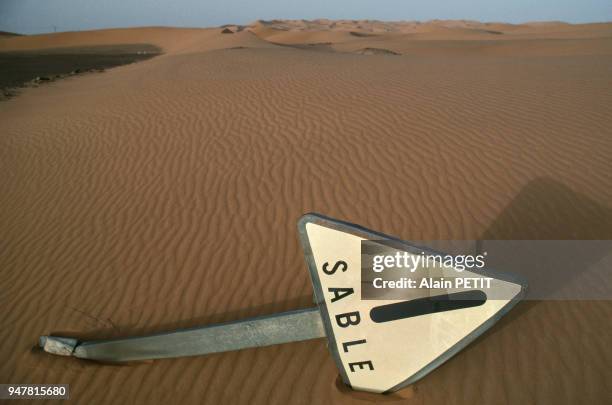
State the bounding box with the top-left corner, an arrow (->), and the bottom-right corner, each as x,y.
1,20 -> 611,404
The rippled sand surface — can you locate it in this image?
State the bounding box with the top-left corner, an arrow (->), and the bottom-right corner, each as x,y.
1,20 -> 611,404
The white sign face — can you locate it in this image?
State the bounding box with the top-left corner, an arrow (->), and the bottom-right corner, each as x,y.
298,214 -> 526,394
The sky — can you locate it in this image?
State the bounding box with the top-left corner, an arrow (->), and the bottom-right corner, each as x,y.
1,0 -> 611,35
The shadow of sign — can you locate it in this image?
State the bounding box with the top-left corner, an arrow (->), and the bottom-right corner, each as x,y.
361,177 -> 612,300
478,177 -> 612,300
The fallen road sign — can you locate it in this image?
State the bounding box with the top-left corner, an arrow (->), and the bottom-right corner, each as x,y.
40,213 -> 526,394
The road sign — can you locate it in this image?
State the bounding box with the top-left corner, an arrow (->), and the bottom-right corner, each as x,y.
40,213 -> 526,394
299,213 -> 525,393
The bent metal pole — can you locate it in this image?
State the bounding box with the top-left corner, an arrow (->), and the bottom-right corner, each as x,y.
40,307 -> 325,362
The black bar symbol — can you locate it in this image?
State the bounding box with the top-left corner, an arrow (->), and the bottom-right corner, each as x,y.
370,290 -> 487,323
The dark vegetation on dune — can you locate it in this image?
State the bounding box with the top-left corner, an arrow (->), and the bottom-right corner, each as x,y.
349,31 -> 378,37
0,44 -> 161,99
356,47 -> 401,55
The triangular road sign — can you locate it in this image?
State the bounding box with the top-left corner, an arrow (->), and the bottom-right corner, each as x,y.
298,213 -> 526,393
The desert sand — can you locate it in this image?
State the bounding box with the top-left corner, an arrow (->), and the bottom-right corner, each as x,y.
1,20 -> 612,404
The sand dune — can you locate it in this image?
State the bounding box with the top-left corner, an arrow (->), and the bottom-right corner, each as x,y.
246,20 -> 612,56
1,20 -> 611,404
